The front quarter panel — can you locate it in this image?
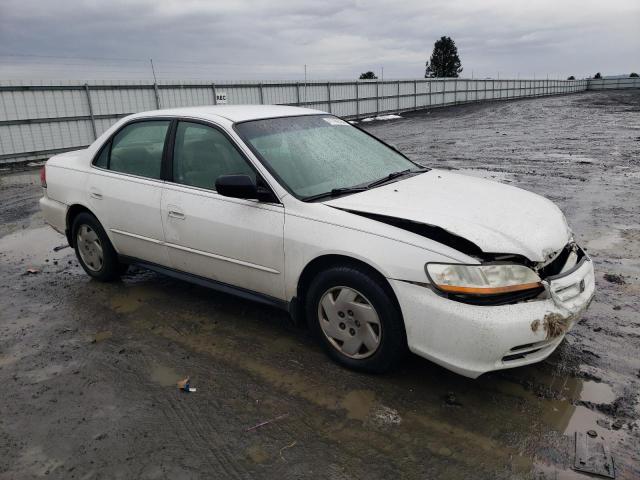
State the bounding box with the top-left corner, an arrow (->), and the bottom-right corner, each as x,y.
283,202 -> 475,301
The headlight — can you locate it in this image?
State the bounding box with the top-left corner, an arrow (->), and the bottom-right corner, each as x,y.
425,263 -> 542,295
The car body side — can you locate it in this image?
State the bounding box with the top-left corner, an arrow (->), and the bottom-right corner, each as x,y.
40,107 -> 595,378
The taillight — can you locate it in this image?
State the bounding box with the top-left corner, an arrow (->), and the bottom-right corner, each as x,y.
40,166 -> 47,188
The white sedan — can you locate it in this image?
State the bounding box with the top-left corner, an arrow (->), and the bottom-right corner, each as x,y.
40,105 -> 595,378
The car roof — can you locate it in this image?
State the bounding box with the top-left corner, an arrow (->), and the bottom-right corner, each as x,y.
131,105 -> 327,123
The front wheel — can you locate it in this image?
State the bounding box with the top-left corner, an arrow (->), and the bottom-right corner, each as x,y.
306,266 -> 407,373
72,212 -> 122,282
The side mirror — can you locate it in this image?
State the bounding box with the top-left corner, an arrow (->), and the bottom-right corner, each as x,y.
215,174 -> 258,199
215,174 -> 277,202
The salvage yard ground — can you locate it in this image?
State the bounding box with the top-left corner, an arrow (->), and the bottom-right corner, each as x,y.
1,90 -> 639,479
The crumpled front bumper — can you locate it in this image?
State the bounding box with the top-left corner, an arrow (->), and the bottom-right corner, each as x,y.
391,255 -> 595,379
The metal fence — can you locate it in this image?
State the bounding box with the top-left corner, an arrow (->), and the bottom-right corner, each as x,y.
1,76 -> 636,165
587,77 -> 640,90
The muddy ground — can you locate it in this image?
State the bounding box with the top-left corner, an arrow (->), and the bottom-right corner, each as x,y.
1,90 -> 639,479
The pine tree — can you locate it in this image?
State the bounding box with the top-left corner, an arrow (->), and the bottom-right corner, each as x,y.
425,36 -> 463,78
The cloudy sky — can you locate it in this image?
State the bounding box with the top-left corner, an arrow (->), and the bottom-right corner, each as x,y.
0,0 -> 638,81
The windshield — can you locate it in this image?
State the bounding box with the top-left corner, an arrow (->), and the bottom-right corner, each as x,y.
235,115 -> 419,199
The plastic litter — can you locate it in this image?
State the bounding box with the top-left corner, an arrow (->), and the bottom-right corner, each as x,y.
177,377 -> 197,393
246,413 -> 289,432
573,431 -> 615,478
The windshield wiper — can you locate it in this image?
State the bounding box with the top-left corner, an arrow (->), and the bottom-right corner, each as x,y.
302,167 -> 428,202
302,186 -> 369,202
366,167 -> 427,188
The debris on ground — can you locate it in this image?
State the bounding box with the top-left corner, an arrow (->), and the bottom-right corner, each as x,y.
370,405 -> 402,426
603,273 -> 625,284
611,419 -> 624,430
25,268 -> 39,275
573,432 -> 615,478
279,441 -> 297,461
444,392 -> 462,407
53,244 -> 69,252
246,413 -> 289,432
177,377 -> 196,393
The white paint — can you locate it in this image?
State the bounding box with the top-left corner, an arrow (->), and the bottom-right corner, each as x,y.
326,169 -> 571,262
41,105 -> 595,379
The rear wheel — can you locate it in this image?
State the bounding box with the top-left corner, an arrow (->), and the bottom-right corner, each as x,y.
72,212 -> 122,282
306,266 -> 407,373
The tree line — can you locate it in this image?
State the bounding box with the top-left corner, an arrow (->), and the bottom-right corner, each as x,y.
359,37 -> 638,81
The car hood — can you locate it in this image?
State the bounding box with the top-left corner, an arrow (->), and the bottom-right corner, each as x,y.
324,169 -> 571,262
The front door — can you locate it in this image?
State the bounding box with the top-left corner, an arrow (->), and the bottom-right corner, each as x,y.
161,120 -> 285,299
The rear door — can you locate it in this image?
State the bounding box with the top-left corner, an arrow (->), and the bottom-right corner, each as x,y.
161,120 -> 285,299
88,119 -> 171,265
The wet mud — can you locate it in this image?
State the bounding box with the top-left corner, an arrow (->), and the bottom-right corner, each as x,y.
1,91 -> 639,479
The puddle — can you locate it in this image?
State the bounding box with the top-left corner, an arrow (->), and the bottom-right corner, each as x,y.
579,381 -> 615,404
0,225 -> 67,264
341,390 -> 376,421
246,445 -> 269,463
109,285 -> 161,314
149,364 -> 181,387
92,331 -> 113,343
563,406 -> 612,439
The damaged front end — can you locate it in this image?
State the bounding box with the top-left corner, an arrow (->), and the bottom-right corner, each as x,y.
426,242 -> 590,308
347,210 -> 591,309
337,196 -> 595,377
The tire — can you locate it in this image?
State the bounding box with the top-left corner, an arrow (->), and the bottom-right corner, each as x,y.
305,265 -> 407,373
72,212 -> 122,282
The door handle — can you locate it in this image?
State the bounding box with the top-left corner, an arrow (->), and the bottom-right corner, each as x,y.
167,205 -> 185,220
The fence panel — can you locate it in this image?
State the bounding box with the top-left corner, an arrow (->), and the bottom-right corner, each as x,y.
3,77 -> 637,164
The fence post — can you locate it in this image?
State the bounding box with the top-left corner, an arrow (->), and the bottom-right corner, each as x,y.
153,82 -> 161,109
296,82 -> 300,106
376,81 -> 380,116
212,83 -> 217,105
397,80 -> 400,111
453,78 -> 457,105
327,82 -> 332,113
83,83 -> 98,140
259,83 -> 264,104
414,80 -> 417,110
355,81 -> 359,119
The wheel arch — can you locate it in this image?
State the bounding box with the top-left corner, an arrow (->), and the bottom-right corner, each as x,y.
293,254 -> 403,326
65,204 -> 97,247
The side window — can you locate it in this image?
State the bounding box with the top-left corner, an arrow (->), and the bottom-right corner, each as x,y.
173,121 -> 255,190
109,121 -> 170,179
94,142 -> 109,168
